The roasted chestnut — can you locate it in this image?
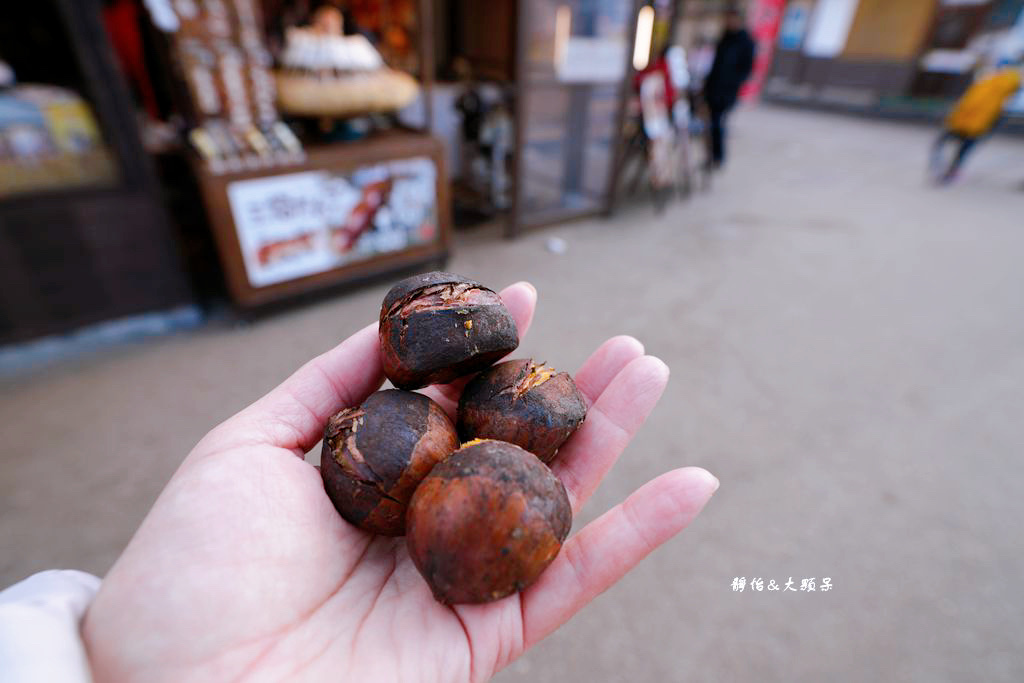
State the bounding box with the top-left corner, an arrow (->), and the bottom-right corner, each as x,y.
457,359 -> 587,463
406,439 -> 572,604
320,389 -> 458,536
379,271 -> 519,389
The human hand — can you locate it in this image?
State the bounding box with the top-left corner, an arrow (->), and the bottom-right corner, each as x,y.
82,282 -> 719,682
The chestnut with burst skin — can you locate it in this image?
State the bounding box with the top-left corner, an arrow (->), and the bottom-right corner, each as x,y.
379,271 -> 519,389
458,359 -> 587,463
320,390 -> 458,536
406,439 -> 572,604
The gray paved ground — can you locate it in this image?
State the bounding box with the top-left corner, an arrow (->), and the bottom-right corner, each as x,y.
3,105 -> 1024,681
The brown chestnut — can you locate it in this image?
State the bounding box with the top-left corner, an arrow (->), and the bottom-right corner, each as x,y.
320,389 -> 458,536
457,359 -> 587,463
379,271 -> 519,389
406,439 -> 572,604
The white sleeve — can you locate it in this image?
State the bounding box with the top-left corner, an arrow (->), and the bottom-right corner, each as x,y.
0,570 -> 101,683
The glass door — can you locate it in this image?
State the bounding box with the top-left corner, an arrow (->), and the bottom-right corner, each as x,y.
509,0 -> 640,236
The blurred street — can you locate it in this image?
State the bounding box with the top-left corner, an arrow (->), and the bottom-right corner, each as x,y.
3,104 -> 1024,681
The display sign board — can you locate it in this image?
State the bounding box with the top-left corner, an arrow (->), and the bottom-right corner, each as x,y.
1003,8 -> 1024,113
920,48 -> 980,73
778,2 -> 813,50
803,0 -> 859,58
557,38 -> 629,83
227,156 -> 438,287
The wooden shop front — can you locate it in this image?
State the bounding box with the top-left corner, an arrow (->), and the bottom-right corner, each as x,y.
1,0 -> 656,340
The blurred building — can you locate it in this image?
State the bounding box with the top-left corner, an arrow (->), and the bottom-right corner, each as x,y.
765,0 -> 1024,121
0,1 -> 655,349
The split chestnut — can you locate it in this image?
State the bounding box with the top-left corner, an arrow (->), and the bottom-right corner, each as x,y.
458,359 -> 587,463
320,390 -> 458,536
378,271 -> 519,389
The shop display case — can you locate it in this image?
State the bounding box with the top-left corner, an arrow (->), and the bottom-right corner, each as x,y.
169,0 -> 450,308
0,0 -> 193,344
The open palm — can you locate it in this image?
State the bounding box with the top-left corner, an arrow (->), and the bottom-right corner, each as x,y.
83,283 -> 718,682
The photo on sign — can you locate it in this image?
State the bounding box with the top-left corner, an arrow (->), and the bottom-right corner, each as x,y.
227,156 -> 438,287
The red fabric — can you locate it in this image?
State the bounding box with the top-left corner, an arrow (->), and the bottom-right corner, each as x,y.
740,0 -> 786,100
635,57 -> 675,105
103,0 -> 160,118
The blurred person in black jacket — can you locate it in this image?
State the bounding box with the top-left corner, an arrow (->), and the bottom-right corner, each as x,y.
703,7 -> 755,169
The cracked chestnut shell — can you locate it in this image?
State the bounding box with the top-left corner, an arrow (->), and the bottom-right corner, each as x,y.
458,359 -> 587,463
320,389 -> 458,536
406,439 -> 572,604
379,271 -> 519,389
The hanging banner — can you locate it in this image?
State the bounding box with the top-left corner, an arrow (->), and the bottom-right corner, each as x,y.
741,0 -> 786,100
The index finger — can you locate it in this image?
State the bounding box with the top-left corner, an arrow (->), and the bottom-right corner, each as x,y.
519,467 -> 719,650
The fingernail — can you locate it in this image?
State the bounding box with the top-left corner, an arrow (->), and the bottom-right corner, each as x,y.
517,281 -> 537,297
694,468 -> 719,495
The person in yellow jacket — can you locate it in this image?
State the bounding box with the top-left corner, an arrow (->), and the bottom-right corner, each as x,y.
931,65 -> 1022,184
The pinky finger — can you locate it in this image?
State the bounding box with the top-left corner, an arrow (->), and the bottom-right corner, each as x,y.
519,467 -> 719,649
